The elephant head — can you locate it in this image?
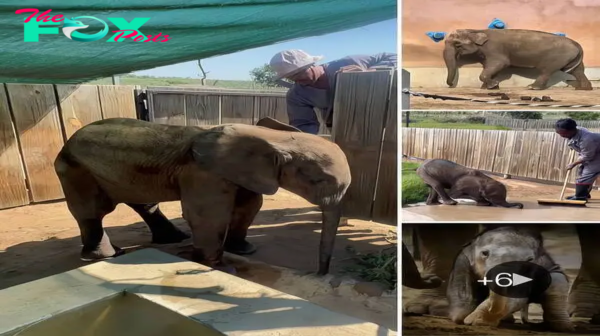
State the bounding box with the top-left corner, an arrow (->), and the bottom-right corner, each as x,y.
443,30 -> 490,87
192,117 -> 351,275
484,180 -> 524,209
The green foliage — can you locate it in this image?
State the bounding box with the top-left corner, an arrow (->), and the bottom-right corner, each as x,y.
249,63 -> 290,88
507,111 -> 543,120
402,162 -> 429,205
345,246 -> 397,290
564,112 -> 600,120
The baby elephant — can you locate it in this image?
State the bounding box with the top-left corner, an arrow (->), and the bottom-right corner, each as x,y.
447,226 -> 574,332
416,159 -> 523,208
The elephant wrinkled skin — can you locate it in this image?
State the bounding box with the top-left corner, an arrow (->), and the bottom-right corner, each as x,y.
53,117 -> 351,275
416,159 -> 524,208
443,29 -> 592,90
447,226 -> 574,332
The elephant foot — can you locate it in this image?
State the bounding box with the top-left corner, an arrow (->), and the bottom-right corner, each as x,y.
546,320 -> 576,332
190,248 -> 237,275
442,199 -> 458,205
476,201 -> 492,206
80,245 -> 124,262
224,240 -> 257,255
403,287 -> 449,316
151,227 -> 190,245
575,86 -> 593,91
426,200 -> 441,205
526,85 -> 545,90
568,273 -> 600,318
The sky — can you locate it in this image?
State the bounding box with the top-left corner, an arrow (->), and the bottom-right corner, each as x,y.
133,18 -> 398,81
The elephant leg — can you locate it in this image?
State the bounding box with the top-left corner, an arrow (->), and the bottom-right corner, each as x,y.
404,224 -> 479,316
418,170 -> 456,205
425,185 -> 441,205
479,60 -> 508,90
55,156 -> 121,261
224,188 -> 263,255
126,203 -> 190,244
541,272 -> 575,332
569,224 -> 600,322
569,62 -> 593,91
402,243 -> 443,289
527,72 -> 552,90
180,176 -> 237,274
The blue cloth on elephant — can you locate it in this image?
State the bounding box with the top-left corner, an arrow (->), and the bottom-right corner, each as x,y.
285,52 -> 397,134
567,127 -> 600,185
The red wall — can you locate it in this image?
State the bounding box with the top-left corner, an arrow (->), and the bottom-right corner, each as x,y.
402,0 -> 600,67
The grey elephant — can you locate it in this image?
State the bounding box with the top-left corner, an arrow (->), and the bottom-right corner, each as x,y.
416,159 -> 524,208
447,226 -> 573,332
402,242 -> 443,289
53,117 -> 351,275
404,224 -> 600,326
443,28 -> 592,90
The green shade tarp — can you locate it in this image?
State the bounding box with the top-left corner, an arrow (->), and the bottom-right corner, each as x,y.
1,0 -> 397,84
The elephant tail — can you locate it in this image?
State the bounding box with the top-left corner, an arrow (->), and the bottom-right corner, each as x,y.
562,41 -> 585,74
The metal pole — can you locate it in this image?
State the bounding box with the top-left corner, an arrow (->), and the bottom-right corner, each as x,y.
111,75 -> 121,85
405,111 -> 410,127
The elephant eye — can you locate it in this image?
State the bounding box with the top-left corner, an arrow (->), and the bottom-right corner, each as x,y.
481,250 -> 490,257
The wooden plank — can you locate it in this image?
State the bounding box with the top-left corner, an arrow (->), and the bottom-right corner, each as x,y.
185,94 -> 220,126
254,96 -> 288,124
492,130 -> 515,175
0,86 -> 29,209
56,85 -> 103,139
6,84 -> 64,202
331,70 -> 394,220
97,85 -> 137,119
221,95 -> 254,125
373,70 -> 397,225
149,93 -> 186,126
536,131 -> 558,181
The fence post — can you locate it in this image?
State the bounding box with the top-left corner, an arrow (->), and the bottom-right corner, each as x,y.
402,68 -> 410,110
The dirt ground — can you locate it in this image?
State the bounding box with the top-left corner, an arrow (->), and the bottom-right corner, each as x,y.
406,87 -> 600,110
402,225 -> 600,335
0,190 -> 397,330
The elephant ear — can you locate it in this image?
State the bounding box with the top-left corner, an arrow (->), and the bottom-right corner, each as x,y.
191,126 -> 292,195
256,117 -> 302,133
468,32 -> 489,45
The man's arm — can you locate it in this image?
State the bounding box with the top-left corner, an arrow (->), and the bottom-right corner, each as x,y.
569,137 -> 599,169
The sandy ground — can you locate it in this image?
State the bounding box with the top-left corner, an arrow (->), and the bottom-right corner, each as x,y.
402,225 -> 600,335
0,190 -> 397,331
405,87 -> 600,111
403,173 -> 600,222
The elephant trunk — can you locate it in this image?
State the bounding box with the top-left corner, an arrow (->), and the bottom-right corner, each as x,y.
493,200 -> 524,209
444,45 -> 459,87
318,205 -> 343,275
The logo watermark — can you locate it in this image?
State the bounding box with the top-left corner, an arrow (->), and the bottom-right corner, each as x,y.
15,9 -> 171,42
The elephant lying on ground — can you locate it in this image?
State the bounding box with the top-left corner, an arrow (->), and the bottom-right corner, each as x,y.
404,224 -> 600,326
444,29 -> 592,90
416,159 -> 524,208
447,226 -> 573,332
54,117 -> 351,275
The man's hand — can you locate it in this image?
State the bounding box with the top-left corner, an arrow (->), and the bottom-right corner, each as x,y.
566,163 -> 578,171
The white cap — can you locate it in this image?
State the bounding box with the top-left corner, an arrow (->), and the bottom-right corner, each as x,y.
269,49 -> 324,80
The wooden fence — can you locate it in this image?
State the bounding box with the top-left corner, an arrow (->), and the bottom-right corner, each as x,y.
0,84 -> 140,210
484,118 -> 600,130
0,71 -> 398,225
402,127 -> 597,186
